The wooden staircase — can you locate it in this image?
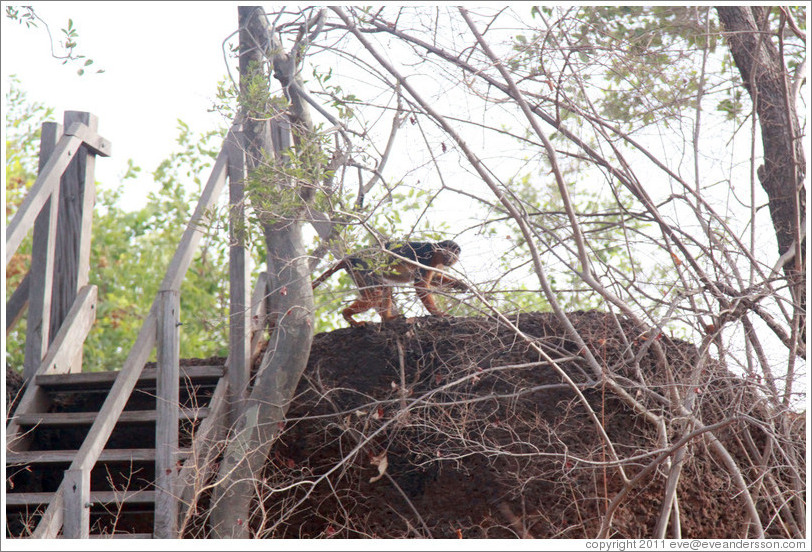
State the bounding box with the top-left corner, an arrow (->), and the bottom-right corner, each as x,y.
6,110 -> 266,538
6,363 -> 224,538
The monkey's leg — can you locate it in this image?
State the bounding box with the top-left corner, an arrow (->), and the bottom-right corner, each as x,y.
376,285 -> 402,322
342,300 -> 372,327
342,286 -> 384,327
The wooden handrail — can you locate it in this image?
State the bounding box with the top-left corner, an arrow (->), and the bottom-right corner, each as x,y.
5,122 -> 110,266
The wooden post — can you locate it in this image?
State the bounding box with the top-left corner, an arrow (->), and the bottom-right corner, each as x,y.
49,111 -> 98,373
23,122 -> 61,381
227,129 -> 251,425
155,289 -> 180,538
63,468 -> 90,538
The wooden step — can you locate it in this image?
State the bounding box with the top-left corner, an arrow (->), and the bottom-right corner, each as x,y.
6,490 -> 155,507
6,447 -> 191,464
12,407 -> 209,427
35,365 -> 224,391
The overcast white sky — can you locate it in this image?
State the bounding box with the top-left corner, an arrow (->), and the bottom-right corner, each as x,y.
2,1 -> 243,208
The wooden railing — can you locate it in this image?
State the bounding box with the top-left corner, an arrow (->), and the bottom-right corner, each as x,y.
5,112 -> 111,381
6,115 -> 260,538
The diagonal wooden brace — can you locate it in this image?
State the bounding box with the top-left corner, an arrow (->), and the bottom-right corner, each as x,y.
6,284 -> 98,449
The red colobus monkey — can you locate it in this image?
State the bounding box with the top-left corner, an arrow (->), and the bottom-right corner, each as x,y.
312,240 -> 467,327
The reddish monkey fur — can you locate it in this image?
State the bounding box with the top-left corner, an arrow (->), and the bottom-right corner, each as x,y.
312,241 -> 467,327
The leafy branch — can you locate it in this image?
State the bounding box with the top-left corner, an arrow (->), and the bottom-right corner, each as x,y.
5,5 -> 104,76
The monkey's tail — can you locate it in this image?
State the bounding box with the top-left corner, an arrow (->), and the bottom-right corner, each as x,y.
311,258 -> 350,289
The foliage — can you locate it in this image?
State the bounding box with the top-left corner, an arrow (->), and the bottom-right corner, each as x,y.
246,137 -> 333,228
5,83 -> 232,372
4,77 -> 52,291
521,6 -> 805,126
86,122 -> 233,369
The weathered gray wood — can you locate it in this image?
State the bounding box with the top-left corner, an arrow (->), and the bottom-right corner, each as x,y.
9,490 -> 154,507
6,271 -> 30,334
68,133 -> 228,468
32,487 -> 64,537
31,135 -> 233,538
73,127 -> 96,294
7,448 -> 191,464
227,128 -> 250,425
14,407 -> 209,427
50,112 -> 99,373
5,121 -> 109,265
6,134 -> 79,264
7,285 -> 97,450
23,122 -> 61,381
40,284 -> 97,376
159,144 -> 230,293
6,132 -> 80,264
62,118 -> 112,157
154,289 -> 180,538
36,365 -> 224,390
63,468 -> 90,538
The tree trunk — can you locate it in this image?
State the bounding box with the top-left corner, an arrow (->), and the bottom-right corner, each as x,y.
716,6 -> 806,345
208,6 -> 316,537
208,221 -> 313,538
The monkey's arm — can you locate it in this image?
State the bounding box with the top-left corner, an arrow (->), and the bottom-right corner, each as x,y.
414,278 -> 446,316
412,267 -> 468,317
432,273 -> 469,291
420,251 -> 468,291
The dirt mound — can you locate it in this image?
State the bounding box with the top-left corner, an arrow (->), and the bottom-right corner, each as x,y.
237,310 -> 802,539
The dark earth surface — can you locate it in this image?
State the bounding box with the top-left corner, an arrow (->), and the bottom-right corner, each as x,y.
6,310 -> 805,539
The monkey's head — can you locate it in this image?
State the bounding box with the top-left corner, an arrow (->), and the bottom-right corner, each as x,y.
435,240 -> 461,266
